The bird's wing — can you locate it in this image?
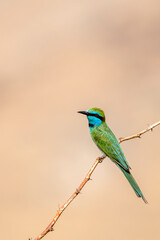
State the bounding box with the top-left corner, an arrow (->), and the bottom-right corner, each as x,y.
93,126 -> 131,172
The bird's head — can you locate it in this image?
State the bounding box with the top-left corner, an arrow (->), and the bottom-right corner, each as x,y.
78,107 -> 105,128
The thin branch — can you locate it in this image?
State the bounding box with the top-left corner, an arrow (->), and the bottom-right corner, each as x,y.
32,155 -> 106,240
119,121 -> 160,143
31,120 -> 160,240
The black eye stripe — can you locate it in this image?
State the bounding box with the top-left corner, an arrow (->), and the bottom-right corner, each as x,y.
87,113 -> 103,121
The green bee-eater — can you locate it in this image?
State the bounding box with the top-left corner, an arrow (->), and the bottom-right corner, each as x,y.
78,107 -> 147,203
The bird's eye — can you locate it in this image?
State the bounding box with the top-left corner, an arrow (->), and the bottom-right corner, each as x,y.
95,114 -> 99,118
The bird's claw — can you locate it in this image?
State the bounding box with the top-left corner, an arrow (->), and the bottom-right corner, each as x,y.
98,155 -> 105,163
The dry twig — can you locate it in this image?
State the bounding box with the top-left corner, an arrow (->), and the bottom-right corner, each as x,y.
32,155 -> 106,240
31,121 -> 160,240
119,121 -> 160,143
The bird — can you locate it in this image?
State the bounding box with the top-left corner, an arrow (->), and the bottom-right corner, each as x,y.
78,107 -> 147,203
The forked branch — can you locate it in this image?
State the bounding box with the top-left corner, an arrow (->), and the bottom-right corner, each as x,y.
31,121 -> 160,240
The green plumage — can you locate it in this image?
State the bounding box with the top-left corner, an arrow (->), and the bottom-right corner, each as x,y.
78,107 -> 147,203
90,122 -> 131,171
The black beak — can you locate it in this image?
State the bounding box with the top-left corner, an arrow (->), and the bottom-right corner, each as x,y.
77,111 -> 89,116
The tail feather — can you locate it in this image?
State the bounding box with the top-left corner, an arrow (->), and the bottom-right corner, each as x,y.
119,166 -> 148,204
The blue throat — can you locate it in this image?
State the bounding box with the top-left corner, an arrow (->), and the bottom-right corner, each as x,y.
87,115 -> 102,130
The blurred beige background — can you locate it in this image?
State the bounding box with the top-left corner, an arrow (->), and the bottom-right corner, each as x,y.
0,1 -> 160,240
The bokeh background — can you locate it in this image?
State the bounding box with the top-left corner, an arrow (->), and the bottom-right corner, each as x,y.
0,1 -> 160,240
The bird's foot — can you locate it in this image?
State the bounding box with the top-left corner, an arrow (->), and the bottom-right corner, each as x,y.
98,155 -> 106,163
